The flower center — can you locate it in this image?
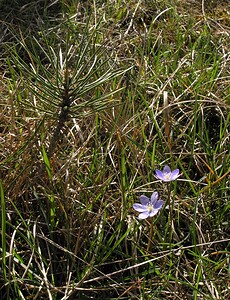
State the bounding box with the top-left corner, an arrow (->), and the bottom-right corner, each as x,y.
148,204 -> 153,212
164,173 -> 171,180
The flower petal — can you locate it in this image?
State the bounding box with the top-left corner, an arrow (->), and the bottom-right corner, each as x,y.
140,195 -> 150,205
149,209 -> 160,217
155,170 -> 165,180
171,169 -> 180,180
133,203 -> 148,212
154,200 -> 164,209
150,192 -> 158,204
138,211 -> 150,219
163,165 -> 171,173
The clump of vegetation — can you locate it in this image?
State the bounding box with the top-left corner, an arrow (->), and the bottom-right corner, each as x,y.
0,0 -> 229,299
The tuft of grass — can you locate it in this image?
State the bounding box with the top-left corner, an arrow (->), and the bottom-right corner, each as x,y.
0,0 -> 229,299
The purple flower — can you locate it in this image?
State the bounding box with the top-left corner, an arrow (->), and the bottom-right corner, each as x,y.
133,192 -> 164,219
155,165 -> 180,182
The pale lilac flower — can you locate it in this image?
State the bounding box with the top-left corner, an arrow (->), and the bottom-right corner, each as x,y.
133,192 -> 164,219
155,165 -> 180,182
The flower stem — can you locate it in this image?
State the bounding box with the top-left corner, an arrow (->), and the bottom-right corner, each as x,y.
162,182 -> 174,252
167,182 -> 173,248
147,217 -> 154,254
